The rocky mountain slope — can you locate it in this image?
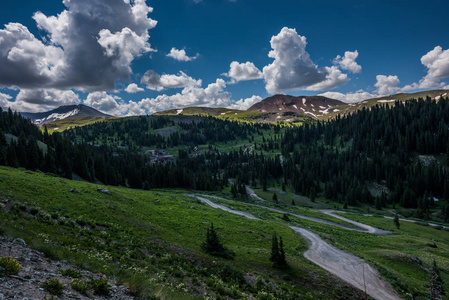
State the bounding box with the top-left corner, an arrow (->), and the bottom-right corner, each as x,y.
0,235 -> 132,299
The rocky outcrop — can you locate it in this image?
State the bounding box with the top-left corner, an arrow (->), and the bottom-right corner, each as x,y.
0,236 -> 133,300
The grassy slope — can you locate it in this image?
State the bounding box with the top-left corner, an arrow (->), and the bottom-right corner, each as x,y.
44,116 -> 113,133
0,167 -> 361,299
1,167 -> 448,298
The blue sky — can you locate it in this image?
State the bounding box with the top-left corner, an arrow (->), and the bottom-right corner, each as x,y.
0,0 -> 448,115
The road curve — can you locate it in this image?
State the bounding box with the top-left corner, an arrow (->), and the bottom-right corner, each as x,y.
290,226 -> 401,300
194,194 -> 369,233
186,194 -> 260,220
245,186 -> 266,201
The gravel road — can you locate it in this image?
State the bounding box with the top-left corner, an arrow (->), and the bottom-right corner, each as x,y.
320,210 -> 391,235
290,226 -> 401,300
186,194 -> 260,220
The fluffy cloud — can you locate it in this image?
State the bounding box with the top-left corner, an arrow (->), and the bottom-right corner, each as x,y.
139,79 -> 232,113
334,50 -> 362,74
225,61 -> 263,83
373,46 -> 449,95
0,92 -> 13,109
166,48 -> 198,62
262,27 -> 348,94
125,83 -> 144,93
84,91 -> 120,114
418,46 -> 449,89
374,75 -> 402,95
0,0 -> 157,91
319,90 -> 377,103
227,95 -> 262,110
11,89 -> 80,112
84,91 -> 146,116
141,70 -> 201,91
306,66 -> 348,91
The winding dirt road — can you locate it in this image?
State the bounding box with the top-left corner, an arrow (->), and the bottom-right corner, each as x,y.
187,194 -> 402,300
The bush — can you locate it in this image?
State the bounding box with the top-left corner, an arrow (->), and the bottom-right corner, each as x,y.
59,268 -> 81,278
0,256 -> 22,276
89,278 -> 110,295
41,278 -> 65,295
217,264 -> 245,285
71,278 -> 88,294
30,207 -> 39,215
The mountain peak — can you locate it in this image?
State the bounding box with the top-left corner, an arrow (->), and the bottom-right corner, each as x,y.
247,94 -> 345,119
20,104 -> 111,126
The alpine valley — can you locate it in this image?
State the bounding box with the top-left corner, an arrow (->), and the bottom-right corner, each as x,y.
0,90 -> 448,299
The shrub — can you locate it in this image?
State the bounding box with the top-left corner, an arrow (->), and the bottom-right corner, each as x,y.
59,268 -> 81,278
71,278 -> 88,294
41,278 -> 65,295
0,256 -> 22,276
217,264 -> 245,285
30,207 -> 39,215
89,278 -> 110,295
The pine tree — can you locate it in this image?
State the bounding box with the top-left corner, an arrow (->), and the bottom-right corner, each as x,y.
278,236 -> 286,266
394,214 -> 400,229
270,232 -> 279,263
270,232 -> 287,267
201,223 -> 235,259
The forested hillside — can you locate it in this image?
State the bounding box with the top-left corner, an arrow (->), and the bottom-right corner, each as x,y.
1,97 -> 449,222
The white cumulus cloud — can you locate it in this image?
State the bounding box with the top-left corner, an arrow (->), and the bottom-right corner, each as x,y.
166,48 -> 198,62
141,70 -> 201,91
139,79 -> 232,113
125,83 -> 144,93
418,46 -> 449,89
306,66 -> 348,91
0,92 -> 13,110
334,50 -> 362,74
12,89 -> 80,112
225,61 -> 263,83
319,90 -> 377,103
374,75 -> 402,95
0,0 -> 157,92
227,95 -> 262,110
262,27 -> 349,94
84,91 -> 146,116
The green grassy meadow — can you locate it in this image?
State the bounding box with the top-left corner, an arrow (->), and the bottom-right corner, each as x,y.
0,167 -> 362,299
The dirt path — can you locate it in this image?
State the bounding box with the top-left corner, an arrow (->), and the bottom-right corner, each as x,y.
194,194 -> 367,233
383,216 -> 449,230
187,194 -> 402,300
186,194 -> 260,220
245,186 -> 266,202
290,226 -> 401,300
320,210 -> 391,235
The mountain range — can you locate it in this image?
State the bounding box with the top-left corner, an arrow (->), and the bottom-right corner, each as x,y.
155,89 -> 449,123
18,89 -> 449,129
